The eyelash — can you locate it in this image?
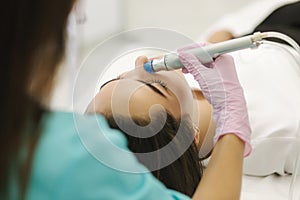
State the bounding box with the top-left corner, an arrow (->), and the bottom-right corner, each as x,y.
147,79 -> 168,88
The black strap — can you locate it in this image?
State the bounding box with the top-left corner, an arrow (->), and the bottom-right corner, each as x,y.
252,2 -> 300,45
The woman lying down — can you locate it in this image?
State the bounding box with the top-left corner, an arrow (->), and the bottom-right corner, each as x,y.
86,44 -> 251,199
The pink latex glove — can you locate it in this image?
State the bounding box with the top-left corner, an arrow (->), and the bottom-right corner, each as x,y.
178,43 -> 252,157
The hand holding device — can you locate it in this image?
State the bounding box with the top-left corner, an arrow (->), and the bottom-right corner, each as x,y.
178,43 -> 252,156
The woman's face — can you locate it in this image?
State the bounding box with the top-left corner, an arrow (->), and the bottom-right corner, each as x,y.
88,56 -> 194,120
87,56 -> 215,156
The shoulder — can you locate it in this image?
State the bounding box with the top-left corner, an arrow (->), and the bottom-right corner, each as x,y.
27,111 -> 190,200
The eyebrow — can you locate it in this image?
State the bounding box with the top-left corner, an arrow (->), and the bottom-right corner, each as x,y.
136,80 -> 166,98
100,78 -> 166,98
99,78 -> 120,90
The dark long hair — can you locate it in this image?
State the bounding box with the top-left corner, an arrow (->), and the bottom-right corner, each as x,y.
105,112 -> 203,197
0,0 -> 75,198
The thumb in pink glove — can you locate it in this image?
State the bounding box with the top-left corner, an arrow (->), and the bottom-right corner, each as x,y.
178,43 -> 252,157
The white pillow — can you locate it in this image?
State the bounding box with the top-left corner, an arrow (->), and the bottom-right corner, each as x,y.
233,45 -> 300,175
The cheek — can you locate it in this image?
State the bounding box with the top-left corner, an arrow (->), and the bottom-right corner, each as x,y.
169,86 -> 194,116
197,100 -> 212,135
162,72 -> 194,115
164,97 -> 181,119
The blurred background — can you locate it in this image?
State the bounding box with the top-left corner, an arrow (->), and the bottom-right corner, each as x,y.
79,0 -> 254,51
49,0 -> 268,111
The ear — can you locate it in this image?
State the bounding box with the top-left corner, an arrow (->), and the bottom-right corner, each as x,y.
191,89 -> 202,146
191,89 -> 205,100
194,126 -> 200,147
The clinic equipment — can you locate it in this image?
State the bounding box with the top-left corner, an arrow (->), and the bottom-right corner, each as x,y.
143,31 -> 300,73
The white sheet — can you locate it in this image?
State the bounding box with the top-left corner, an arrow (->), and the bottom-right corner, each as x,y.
241,174 -> 300,200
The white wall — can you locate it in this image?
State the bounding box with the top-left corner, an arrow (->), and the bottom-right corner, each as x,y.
79,0 -> 258,45
79,0 -> 125,45
124,0 -> 256,39
79,0 -> 258,46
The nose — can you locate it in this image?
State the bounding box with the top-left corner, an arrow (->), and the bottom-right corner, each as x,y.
135,56 -> 149,69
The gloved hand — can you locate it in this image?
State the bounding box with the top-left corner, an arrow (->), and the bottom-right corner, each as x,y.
178,43 -> 252,156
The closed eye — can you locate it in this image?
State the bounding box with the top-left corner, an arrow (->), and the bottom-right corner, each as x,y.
146,79 -> 168,89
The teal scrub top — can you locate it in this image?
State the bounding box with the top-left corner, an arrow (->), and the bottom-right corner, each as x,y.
24,111 -> 190,200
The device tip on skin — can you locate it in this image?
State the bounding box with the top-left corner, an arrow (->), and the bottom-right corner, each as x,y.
143,60 -> 155,73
